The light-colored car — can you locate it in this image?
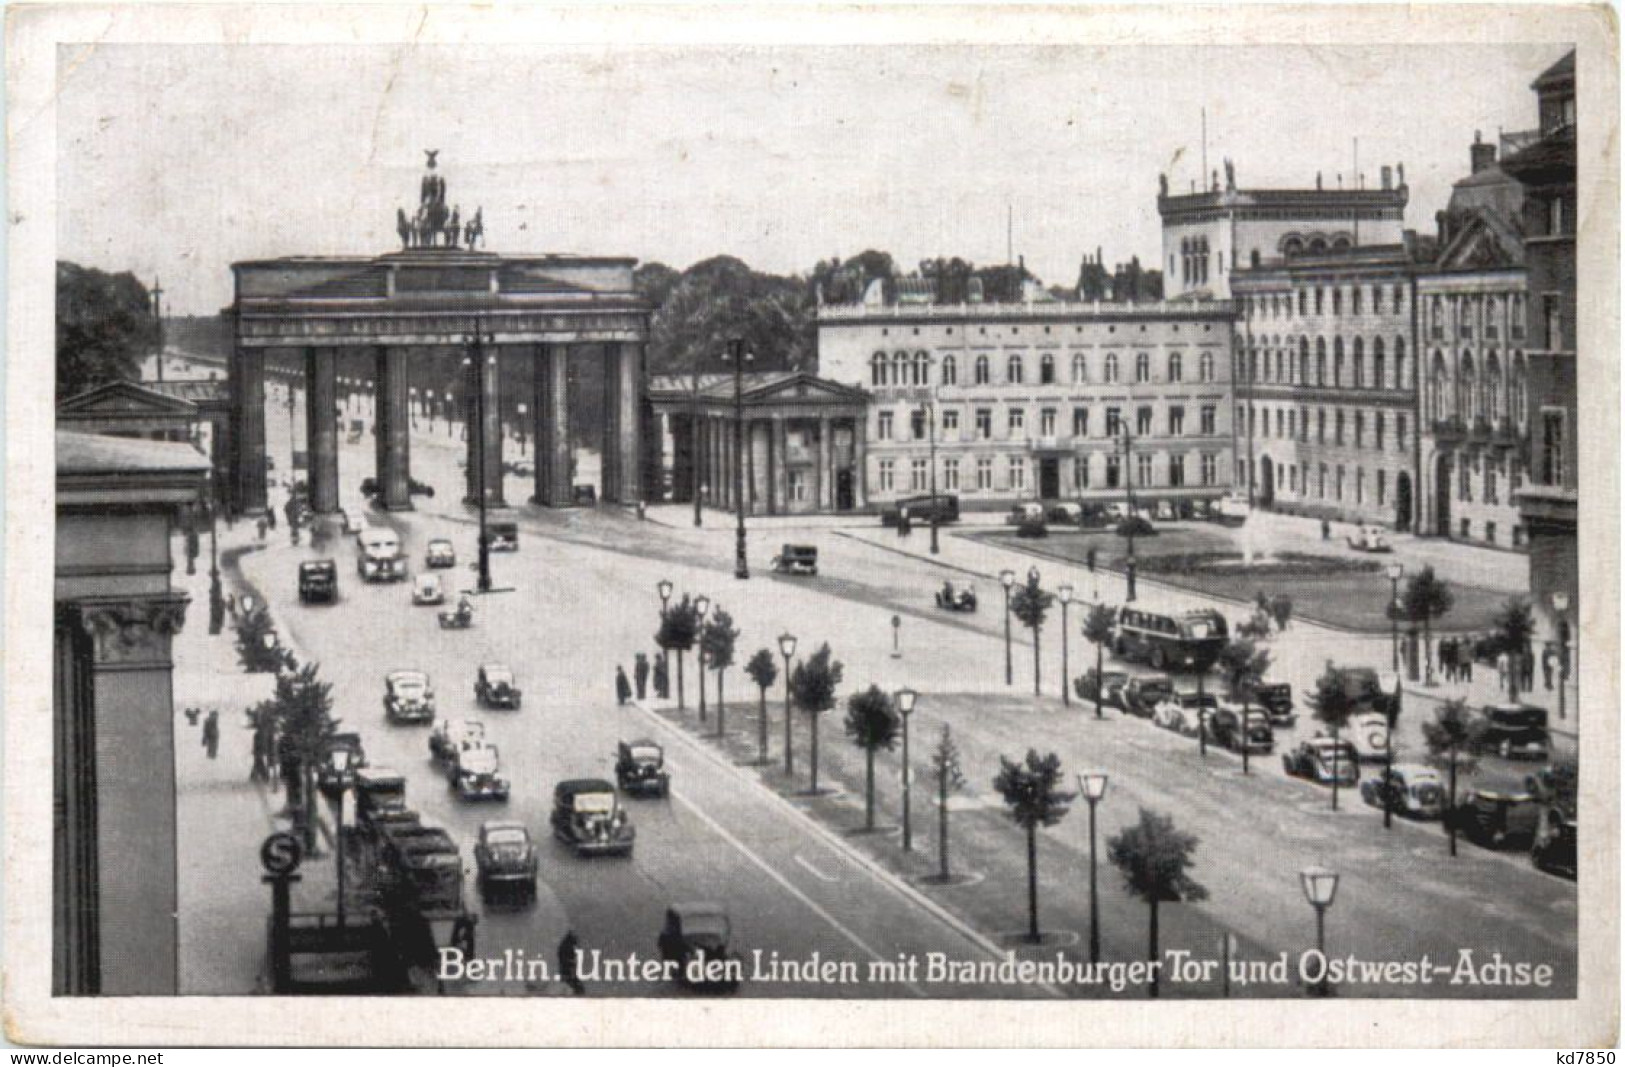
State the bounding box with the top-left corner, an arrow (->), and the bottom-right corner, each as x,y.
1359,764 -> 1446,818
448,743 -> 510,801
429,718 -> 486,763
1152,691 -> 1217,737
425,539 -> 456,569
1347,524 -> 1393,552
1007,502 -> 1046,525
1283,737 -> 1361,785
1347,711 -> 1392,764
412,573 -> 445,606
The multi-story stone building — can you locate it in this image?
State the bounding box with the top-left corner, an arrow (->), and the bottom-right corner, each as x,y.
816,298 -> 1236,510
1231,245 -> 1422,528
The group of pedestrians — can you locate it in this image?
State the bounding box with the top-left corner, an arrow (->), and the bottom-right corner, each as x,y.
1438,635 -> 1560,695
615,651 -> 668,705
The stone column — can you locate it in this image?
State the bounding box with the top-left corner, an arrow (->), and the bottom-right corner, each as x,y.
721,415 -> 733,510
474,345 -> 505,508
852,416 -> 868,509
305,347 -> 340,513
772,415 -> 788,515
746,420 -> 759,516
534,345 -> 573,507
231,345 -> 267,514
374,346 -> 413,511
817,415 -> 832,512
600,344 -> 621,502
616,343 -> 645,504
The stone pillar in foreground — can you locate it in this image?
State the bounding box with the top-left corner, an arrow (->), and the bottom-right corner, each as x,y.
534,345 -> 573,507
374,346 -> 413,511
231,345 -> 267,514
305,347 -> 340,513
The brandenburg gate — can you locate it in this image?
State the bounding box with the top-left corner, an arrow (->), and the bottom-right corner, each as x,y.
227,155 -> 651,515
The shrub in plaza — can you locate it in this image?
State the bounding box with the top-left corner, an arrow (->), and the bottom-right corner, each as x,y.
843,685 -> 899,831
234,605 -> 293,674
930,724 -> 968,881
1401,566 -> 1454,681
1217,637 -> 1272,775
701,607 -> 740,738
1306,668 -> 1358,811
991,749 -> 1076,944
250,656 -> 338,852
1115,516 -> 1155,538
789,643 -> 844,793
1015,518 -> 1049,539
655,594 -> 701,711
1010,573 -> 1055,697
744,648 -> 778,765
1487,598 -> 1537,702
1081,603 -> 1117,720
1133,552 -> 1380,578
1106,807 -> 1209,998
1423,698 -> 1483,858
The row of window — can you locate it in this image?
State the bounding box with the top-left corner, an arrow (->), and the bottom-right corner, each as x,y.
1452,452 -> 1525,507
1424,292 -> 1528,341
874,451 -> 1223,493
1247,403 -> 1410,452
1257,458 -> 1397,508
869,350 -> 1218,388
1244,283 -> 1408,321
1241,336 -> 1408,389
875,404 -> 1221,441
1426,350 -> 1529,427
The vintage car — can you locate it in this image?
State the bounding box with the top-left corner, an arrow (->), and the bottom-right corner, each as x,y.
1358,764 -> 1446,819
429,718 -> 486,763
1204,705 -> 1275,754
425,539 -> 457,569
1531,803 -> 1577,879
1075,668 -> 1130,709
615,740 -> 671,798
1121,675 -> 1175,719
1046,502 -> 1084,525
1346,711 -> 1392,765
1346,524 -> 1393,553
1448,771 -> 1545,849
934,582 -> 978,613
1252,682 -> 1296,727
316,732 -> 366,796
474,820 -> 538,897
1151,690 -> 1218,737
447,744 -> 510,802
880,494 -> 960,528
376,823 -> 463,915
657,902 -> 740,992
298,559 -> 338,604
550,778 -> 635,857
770,544 -> 818,576
475,664 -> 523,709
1477,703 -> 1551,761
1282,737 -> 1361,786
353,767 -> 409,833
412,573 -> 445,606
1006,501 -> 1046,525
488,521 -> 519,552
357,528 -> 409,583
383,670 -> 435,725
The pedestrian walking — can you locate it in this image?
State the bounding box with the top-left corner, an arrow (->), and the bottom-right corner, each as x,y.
1460,644 -> 1473,682
202,709 -> 220,760
898,507 -> 912,539
557,930 -> 585,995
1520,648 -> 1534,693
1441,638 -> 1458,683
1542,644 -> 1556,691
256,517 -> 268,541
653,653 -> 670,700
266,507 -> 277,531
1320,518 -> 1331,541
615,666 -> 632,706
634,653 -> 650,701
1495,650 -> 1510,693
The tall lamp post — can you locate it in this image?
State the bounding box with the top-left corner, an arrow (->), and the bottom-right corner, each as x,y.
919,400 -> 940,555
895,688 -> 917,851
723,339 -> 753,578
464,320 -> 497,593
1387,563 -> 1404,673
1551,591 -> 1571,721
657,579 -> 674,674
1058,583 -> 1074,705
1378,670 -> 1401,830
1118,422 -> 1139,601
778,633 -> 797,777
1078,771 -> 1108,964
206,476 -> 224,636
151,277 -> 165,383
695,595 -> 711,720
1300,865 -> 1340,997
1000,569 -> 1016,686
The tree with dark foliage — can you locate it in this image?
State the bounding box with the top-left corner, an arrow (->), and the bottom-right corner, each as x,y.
992,750 -> 1075,943
57,261 -> 155,399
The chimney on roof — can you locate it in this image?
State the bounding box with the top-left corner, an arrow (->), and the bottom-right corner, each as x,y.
1471,130 -> 1497,174
1381,165 -> 1393,190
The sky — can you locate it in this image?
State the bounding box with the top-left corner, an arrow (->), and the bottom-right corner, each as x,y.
55,41 -> 1569,315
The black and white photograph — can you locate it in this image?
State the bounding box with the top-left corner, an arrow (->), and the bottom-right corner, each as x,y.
5,3 -> 1617,1048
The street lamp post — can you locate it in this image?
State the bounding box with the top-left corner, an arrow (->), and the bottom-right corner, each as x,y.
920,400 -> 940,555
1551,591 -> 1571,721
1387,563 -> 1404,673
778,633 -> 797,777
1118,423 -> 1139,601
464,321 -> 496,594
1000,569 -> 1016,686
1299,865 -> 1340,997
723,339 -> 753,579
1378,670 -> 1401,830
1058,584 -> 1074,705
1078,772 -> 1108,964
896,688 -> 917,852
657,579 -> 673,676
695,595 -> 711,721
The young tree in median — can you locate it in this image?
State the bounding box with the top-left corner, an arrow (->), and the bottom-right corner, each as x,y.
1010,573 -> 1055,697
1488,598 -> 1537,702
1401,566 -> 1454,683
1423,698 -> 1482,857
744,648 -> 779,764
655,595 -> 701,711
1082,603 -> 1117,720
789,643 -> 843,793
1306,668 -> 1358,811
1107,807 -> 1209,998
930,724 -> 968,881
843,685 -> 899,831
251,657 -> 337,852
701,607 -> 740,738
234,606 -> 290,674
992,750 -> 1076,943
1216,638 -> 1272,775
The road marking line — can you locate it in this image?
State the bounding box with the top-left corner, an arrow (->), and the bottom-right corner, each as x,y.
668,787 -> 925,998
794,854 -> 838,883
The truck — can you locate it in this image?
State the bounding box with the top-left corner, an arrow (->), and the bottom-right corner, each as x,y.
357,527 -> 408,582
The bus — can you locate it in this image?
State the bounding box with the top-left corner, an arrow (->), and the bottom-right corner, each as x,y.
1111,607 -> 1228,671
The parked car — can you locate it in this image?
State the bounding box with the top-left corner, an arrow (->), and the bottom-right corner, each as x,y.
1152,690 -> 1217,737
1121,675 -> 1175,718
1046,502 -> 1084,525
1006,502 -> 1046,525
475,663 -> 522,710
615,740 -> 671,798
1358,764 -> 1445,819
1531,803 -> 1578,879
447,744 -> 510,802
429,718 -> 486,763
770,544 -> 818,576
383,670 -> 435,724
1477,703 -> 1551,761
550,779 -> 635,857
316,732 -> 366,796
1448,771 -> 1544,849
1204,705 -> 1275,754
934,582 -> 978,612
1347,524 -> 1393,552
880,494 -> 960,528
657,902 -> 740,992
298,559 -> 338,604
474,821 -> 538,898
1253,682 -> 1296,727
488,521 -> 519,552
1282,737 -> 1360,786
425,539 -> 457,569
361,475 -> 435,499
1346,711 -> 1392,765
1153,500 -> 1178,522
1075,668 -> 1130,709
412,573 -> 445,606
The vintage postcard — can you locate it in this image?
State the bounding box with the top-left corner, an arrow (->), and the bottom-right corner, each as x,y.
5,2 -> 1618,1048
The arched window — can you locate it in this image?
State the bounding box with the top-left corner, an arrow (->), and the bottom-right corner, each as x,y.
1485,353 -> 1504,423
1333,288 -> 1343,315
870,352 -> 887,387
1071,354 -> 1087,383
941,355 -> 957,386
891,351 -> 909,386
1353,287 -> 1363,314
1276,350 -> 1285,382
913,351 -> 931,385
1372,338 -> 1385,390
1298,337 -> 1310,384
1007,354 -> 1024,385
1458,351 -> 1476,421
1169,353 -> 1183,382
1431,352 -> 1450,422
1315,287 -> 1324,314
1104,353 -> 1119,383
974,355 -> 990,385
1394,337 -> 1407,388
1512,352 -> 1528,426
1200,352 -> 1215,382
1352,337 -> 1365,387
1135,352 -> 1151,383
1040,353 -> 1055,385
1333,337 -> 1345,386
1298,290 -> 1308,316
1315,337 -> 1327,385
